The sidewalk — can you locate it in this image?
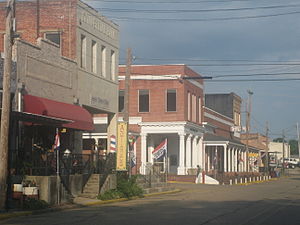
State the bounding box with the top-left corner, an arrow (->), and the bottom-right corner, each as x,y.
0,189 -> 181,221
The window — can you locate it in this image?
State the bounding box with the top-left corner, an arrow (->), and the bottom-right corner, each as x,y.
91,40 -> 97,73
234,111 -> 241,126
187,92 -> 191,120
101,45 -> 106,77
80,35 -> 86,68
139,90 -> 149,112
45,32 -> 60,46
111,50 -> 116,81
119,90 -> 125,113
198,97 -> 202,123
192,94 -> 197,122
166,89 -> 176,112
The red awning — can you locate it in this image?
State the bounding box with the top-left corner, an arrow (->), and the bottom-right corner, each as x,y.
23,95 -> 94,131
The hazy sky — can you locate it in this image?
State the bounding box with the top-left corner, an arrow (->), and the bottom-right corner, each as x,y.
84,0 -> 300,140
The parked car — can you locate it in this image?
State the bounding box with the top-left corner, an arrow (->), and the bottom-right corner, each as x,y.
283,158 -> 298,169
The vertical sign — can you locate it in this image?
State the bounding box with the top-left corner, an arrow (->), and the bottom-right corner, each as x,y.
116,122 -> 128,171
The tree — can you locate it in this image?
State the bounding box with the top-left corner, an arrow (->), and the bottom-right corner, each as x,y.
273,137 -> 283,143
289,139 -> 299,156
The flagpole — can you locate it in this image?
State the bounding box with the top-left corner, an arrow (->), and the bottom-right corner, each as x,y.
56,128 -> 60,205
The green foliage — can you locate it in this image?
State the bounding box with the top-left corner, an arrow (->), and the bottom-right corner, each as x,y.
289,139 -> 299,155
117,174 -> 144,198
23,198 -> 49,210
98,189 -> 123,200
98,172 -> 144,200
273,137 -> 283,143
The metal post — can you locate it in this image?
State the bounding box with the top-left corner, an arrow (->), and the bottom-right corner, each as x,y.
245,90 -> 253,173
296,123 -> 300,159
56,128 -> 60,205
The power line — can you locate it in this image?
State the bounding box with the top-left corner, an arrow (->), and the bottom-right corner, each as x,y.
111,11 -> 300,22
96,4 -> 300,14
213,72 -> 300,78
84,0 -> 268,4
205,78 -> 300,82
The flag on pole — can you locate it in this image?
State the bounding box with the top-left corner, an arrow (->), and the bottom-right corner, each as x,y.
152,139 -> 167,160
54,132 -> 60,150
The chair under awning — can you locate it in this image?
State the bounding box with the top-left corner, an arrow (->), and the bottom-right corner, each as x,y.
23,95 -> 94,131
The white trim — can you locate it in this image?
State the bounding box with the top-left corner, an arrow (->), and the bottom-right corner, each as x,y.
93,117 -> 108,124
204,107 -> 234,122
187,79 -> 203,90
204,112 -> 234,127
118,74 -> 181,81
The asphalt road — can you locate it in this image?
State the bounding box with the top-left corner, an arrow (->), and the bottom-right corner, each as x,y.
2,169 -> 300,225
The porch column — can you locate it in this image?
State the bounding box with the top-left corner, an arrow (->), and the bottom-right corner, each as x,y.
224,145 -> 227,172
140,133 -> 147,174
148,137 -> 154,164
177,133 -> 186,175
192,136 -> 198,168
232,148 -> 236,172
186,135 -> 192,171
244,151 -> 247,172
228,147 -> 231,172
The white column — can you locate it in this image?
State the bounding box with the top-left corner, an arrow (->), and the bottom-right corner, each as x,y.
177,133 -> 186,175
199,137 -> 204,170
140,133 -> 147,174
192,136 -> 198,168
148,137 -> 154,164
244,151 -> 247,172
224,145 -> 227,172
228,147 -> 231,172
233,148 -> 236,172
186,135 -> 192,171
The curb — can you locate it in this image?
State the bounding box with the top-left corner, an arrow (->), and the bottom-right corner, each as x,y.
168,181 -> 195,184
0,189 -> 181,221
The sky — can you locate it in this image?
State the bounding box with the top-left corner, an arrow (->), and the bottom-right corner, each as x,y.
84,0 -> 300,140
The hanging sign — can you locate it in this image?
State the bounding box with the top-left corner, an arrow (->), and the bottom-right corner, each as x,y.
116,122 -> 128,171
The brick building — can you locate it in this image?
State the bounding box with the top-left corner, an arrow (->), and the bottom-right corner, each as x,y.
203,93 -> 260,177
0,0 -> 120,152
92,64 -> 205,175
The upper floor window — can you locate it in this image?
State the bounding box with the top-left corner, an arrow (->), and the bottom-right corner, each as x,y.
139,90 -> 149,112
234,111 -> 241,126
101,45 -> 106,77
187,92 -> 191,121
119,90 -> 125,113
91,40 -> 97,74
80,35 -> 86,68
192,94 -> 197,122
198,97 -> 202,123
166,89 -> 176,112
111,50 -> 116,81
45,32 -> 60,46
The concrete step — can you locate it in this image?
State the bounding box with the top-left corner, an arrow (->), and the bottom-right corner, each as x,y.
78,193 -> 98,199
143,185 -> 175,195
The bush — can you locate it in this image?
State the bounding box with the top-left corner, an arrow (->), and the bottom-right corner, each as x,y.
98,173 -> 144,200
23,198 -> 49,210
98,189 -> 123,200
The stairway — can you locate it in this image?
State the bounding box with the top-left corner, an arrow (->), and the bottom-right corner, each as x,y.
79,174 -> 100,199
137,175 -> 175,194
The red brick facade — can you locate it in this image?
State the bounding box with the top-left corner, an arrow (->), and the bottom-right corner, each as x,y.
0,0 -> 77,59
119,65 -> 204,124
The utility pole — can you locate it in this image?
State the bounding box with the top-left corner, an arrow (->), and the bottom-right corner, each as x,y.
265,121 -> 269,174
0,0 -> 15,210
296,123 -> 300,159
245,90 -> 253,172
124,48 -> 131,177
282,130 -> 285,174
123,48 -> 131,123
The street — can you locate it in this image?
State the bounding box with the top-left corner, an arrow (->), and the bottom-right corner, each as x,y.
2,170 -> 300,225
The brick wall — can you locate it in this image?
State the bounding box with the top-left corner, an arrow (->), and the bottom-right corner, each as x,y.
0,0 -> 77,59
119,65 -> 204,124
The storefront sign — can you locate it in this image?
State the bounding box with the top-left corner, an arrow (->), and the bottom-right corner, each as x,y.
116,122 -> 128,171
